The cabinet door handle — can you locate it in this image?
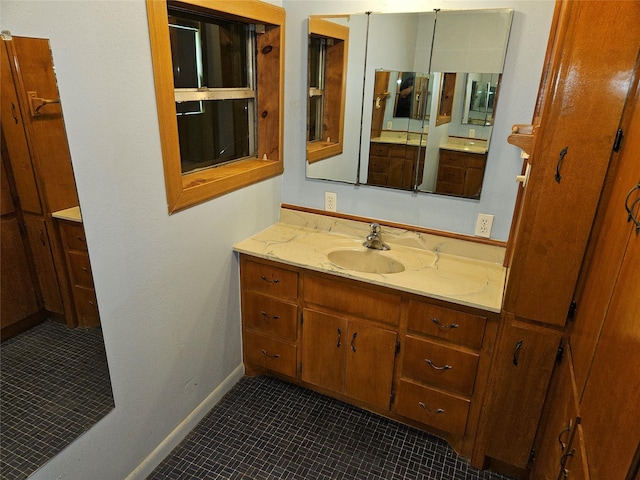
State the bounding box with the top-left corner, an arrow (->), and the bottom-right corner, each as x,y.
351,332 -> 357,352
260,275 -> 280,284
261,350 -> 280,359
555,146 -> 568,183
11,102 -> 19,124
513,340 -> 523,366
425,359 -> 452,371
39,229 -> 46,246
558,419 -> 572,452
337,328 -> 342,347
431,318 -> 459,330
418,402 -> 445,415
560,449 -> 575,479
624,182 -> 640,235
260,311 -> 280,321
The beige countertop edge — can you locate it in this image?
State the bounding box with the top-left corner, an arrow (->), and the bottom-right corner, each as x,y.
439,143 -> 488,154
52,205 -> 82,223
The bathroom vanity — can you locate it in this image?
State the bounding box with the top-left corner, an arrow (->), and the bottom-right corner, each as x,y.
234,206 -> 505,460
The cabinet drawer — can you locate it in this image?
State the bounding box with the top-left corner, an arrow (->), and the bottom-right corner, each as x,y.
369,143 -> 389,156
395,379 -> 470,436
402,335 -> 479,396
243,291 -> 298,340
68,251 -> 94,289
466,154 -> 487,169
407,300 -> 486,350
304,274 -> 401,326
59,221 -> 88,252
438,150 -> 467,167
437,165 -> 465,183
73,285 -> 99,325
243,331 -> 297,378
388,145 -> 407,157
241,258 -> 298,300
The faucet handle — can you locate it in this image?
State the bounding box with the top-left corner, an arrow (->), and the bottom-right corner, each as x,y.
370,223 -> 382,234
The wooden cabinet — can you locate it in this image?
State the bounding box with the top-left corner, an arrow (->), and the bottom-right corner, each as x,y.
477,2 -> 640,473
1,154 -> 42,337
435,149 -> 487,198
367,142 -> 425,189
394,300 -> 487,438
240,257 -> 300,377
240,253 -> 499,461
58,220 -> 100,327
1,35 -> 81,328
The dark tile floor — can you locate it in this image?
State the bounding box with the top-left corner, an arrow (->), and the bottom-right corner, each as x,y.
0,320 -> 114,480
149,376 -> 514,480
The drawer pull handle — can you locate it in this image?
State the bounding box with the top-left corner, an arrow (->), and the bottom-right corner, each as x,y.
77,236 -> 86,242
431,318 -> 459,330
260,311 -> 280,321
337,328 -> 342,348
261,350 -> 280,359
513,340 -> 523,366
425,359 -> 452,371
555,146 -> 568,183
558,420 -> 572,452
260,275 -> 280,284
83,267 -> 88,272
351,332 -> 357,352
560,449 -> 575,479
39,230 -> 46,246
418,402 -> 445,415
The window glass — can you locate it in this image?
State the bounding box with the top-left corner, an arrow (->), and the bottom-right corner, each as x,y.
168,9 -> 255,173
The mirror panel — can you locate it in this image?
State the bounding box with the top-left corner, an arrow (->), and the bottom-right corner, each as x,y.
306,8 -> 514,201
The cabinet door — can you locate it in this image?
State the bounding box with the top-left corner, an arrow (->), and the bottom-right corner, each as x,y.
23,214 -> 64,314
530,345 -> 580,480
482,318 -> 561,468
344,319 -> 397,410
504,2 -> 640,327
1,216 -> 40,330
301,308 -> 346,395
579,231 -> 640,480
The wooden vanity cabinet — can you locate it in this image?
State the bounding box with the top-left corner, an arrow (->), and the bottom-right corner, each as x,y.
367,142 -> 425,190
58,220 -> 100,328
435,149 -> 487,198
240,253 -> 499,459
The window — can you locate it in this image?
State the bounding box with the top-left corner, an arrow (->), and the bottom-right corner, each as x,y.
147,0 -> 284,213
306,16 -> 348,164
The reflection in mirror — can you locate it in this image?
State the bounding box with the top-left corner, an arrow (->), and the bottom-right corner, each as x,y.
306,8 -> 513,201
306,16 -> 349,163
1,35 -> 114,478
462,73 -> 500,126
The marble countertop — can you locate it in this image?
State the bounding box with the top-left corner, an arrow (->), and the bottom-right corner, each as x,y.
439,139 -> 488,154
371,131 -> 426,147
234,208 -> 506,313
52,205 -> 82,223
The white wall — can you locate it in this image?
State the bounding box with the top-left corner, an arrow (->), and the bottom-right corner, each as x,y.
283,0 -> 555,240
1,1 -> 281,478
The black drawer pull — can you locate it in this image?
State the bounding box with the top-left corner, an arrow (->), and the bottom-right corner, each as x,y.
351,332 -> 357,352
260,311 -> 280,321
337,328 -> 342,348
418,402 -> 445,415
513,340 -> 523,366
558,420 -> 572,452
261,350 -> 280,359
555,146 -> 568,183
260,275 -> 280,284
425,359 -> 452,371
431,318 -> 459,330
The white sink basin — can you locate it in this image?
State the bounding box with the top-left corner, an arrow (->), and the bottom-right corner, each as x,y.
327,249 -> 405,274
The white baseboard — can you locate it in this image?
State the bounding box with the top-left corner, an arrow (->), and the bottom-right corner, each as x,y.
125,364 -> 245,480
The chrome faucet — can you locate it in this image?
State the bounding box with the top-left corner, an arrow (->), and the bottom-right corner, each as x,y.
363,223 -> 390,250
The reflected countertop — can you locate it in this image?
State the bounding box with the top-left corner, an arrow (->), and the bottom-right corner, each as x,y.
234,208 -> 506,312
52,205 -> 82,223
439,138 -> 488,154
371,131 -> 427,147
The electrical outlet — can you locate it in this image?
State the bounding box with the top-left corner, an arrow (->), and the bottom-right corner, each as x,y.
475,213 -> 494,238
469,128 -> 476,138
387,121 -> 393,130
325,192 -> 337,212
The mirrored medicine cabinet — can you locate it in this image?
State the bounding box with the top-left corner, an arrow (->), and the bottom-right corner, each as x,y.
305,8 -> 514,200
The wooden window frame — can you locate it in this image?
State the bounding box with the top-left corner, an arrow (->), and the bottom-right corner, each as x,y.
147,0 -> 285,213
306,16 -> 348,164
